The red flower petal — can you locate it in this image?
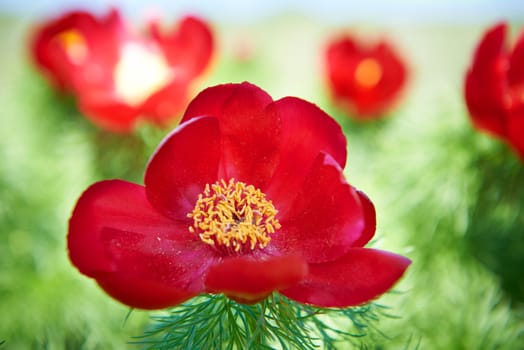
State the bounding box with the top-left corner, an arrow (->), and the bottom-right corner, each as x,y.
68,179 -> 198,276
77,94 -> 139,132
325,36 -> 407,118
508,29 -> 524,87
269,153 -> 365,263
94,227 -> 215,309
145,116 -> 221,220
31,11 -> 97,90
181,83 -> 237,121
75,9 -> 126,79
354,42 -> 406,116
96,273 -> 197,310
68,180 -> 214,309
465,22 -> 509,137
140,78 -> 191,126
281,248 -> 411,308
150,16 -> 214,77
264,97 -> 346,210
31,9 -> 125,92
182,82 -> 280,189
325,37 -> 358,99
205,255 -> 308,304
351,190 -> 377,247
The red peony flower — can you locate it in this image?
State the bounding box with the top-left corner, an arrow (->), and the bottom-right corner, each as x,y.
325,34 -> 407,120
31,9 -> 214,132
464,22 -> 524,160
68,82 -> 411,310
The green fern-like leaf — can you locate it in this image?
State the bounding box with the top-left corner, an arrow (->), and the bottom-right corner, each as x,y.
133,293 -> 391,350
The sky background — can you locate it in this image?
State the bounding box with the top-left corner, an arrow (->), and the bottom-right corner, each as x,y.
0,0 -> 523,24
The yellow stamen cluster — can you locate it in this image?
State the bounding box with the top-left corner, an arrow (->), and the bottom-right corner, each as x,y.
55,30 -> 88,64
354,58 -> 383,88
188,179 -> 281,253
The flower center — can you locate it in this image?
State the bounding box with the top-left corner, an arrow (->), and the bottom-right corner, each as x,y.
55,30 -> 88,65
188,179 -> 281,253
354,58 -> 383,88
114,43 -> 172,106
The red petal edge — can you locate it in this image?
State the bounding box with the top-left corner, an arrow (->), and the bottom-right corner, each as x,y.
268,152 -> 364,264
77,97 -> 139,133
145,116 -> 221,220
264,96 -> 347,209
68,179 -> 178,275
96,273 -> 198,310
31,11 -> 98,90
281,248 -> 411,308
150,16 -> 214,77
464,22 -> 509,137
68,179 -> 213,309
508,27 -> 524,86
205,255 -> 308,304
94,227 -> 214,309
217,82 -> 280,187
351,190 -> 376,247
140,78 -> 190,126
181,83 -> 238,122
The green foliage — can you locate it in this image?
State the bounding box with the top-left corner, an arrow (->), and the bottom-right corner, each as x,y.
465,143 -> 524,303
135,293 -> 390,350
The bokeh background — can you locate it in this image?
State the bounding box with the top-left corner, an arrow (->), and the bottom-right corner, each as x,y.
1,0 -> 524,348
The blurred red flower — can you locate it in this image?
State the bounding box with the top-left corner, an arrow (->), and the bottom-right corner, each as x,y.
68,82 -> 410,310
325,34 -> 407,120
465,22 -> 524,160
31,9 -> 214,132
